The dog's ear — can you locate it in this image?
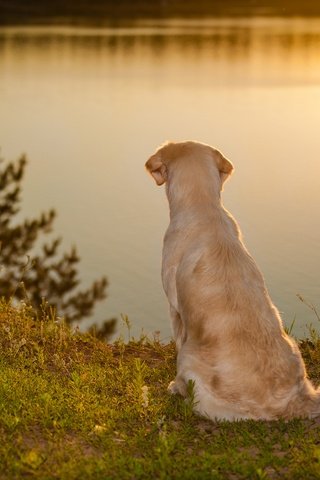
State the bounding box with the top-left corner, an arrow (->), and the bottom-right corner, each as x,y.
145,153 -> 167,186
212,149 -> 234,186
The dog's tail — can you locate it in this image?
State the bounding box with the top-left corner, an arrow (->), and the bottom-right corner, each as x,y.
306,387 -> 320,418
288,381 -> 320,419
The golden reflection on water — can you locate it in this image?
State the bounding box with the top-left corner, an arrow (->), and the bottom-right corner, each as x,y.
2,18 -> 320,85
0,18 -> 320,338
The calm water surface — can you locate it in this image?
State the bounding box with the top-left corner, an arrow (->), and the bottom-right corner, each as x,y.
1,18 -> 320,339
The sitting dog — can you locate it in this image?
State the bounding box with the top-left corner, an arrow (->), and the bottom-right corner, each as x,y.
145,140 -> 320,421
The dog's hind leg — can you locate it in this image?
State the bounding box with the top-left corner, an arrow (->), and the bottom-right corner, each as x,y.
170,306 -> 186,351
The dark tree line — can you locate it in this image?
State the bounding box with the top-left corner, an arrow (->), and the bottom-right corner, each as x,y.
0,153 -> 115,339
1,0 -> 320,24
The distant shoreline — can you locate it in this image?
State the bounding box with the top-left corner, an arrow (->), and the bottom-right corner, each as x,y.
1,0 -> 320,26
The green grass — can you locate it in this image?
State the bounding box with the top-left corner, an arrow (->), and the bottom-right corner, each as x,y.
1,300 -> 320,479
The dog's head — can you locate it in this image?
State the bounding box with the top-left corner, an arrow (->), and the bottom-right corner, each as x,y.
145,141 -> 233,188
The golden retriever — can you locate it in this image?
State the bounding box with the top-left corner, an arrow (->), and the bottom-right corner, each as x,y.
145,140 -> 320,421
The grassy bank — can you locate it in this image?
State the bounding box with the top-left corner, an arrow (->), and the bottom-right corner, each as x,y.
1,300 -> 320,479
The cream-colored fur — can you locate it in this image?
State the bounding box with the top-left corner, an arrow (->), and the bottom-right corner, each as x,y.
145,140 -> 320,421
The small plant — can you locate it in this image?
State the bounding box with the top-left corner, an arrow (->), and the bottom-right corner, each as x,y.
284,315 -> 296,336
297,294 -> 320,323
0,152 -> 115,338
182,379 -> 198,419
121,313 -> 132,342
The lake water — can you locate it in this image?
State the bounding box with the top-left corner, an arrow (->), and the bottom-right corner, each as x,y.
1,17 -> 320,340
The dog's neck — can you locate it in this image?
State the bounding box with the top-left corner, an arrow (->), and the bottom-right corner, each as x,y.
166,179 -> 222,225
165,158 -> 222,221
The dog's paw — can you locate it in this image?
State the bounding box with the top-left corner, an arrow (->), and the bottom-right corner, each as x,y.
167,380 -> 179,395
